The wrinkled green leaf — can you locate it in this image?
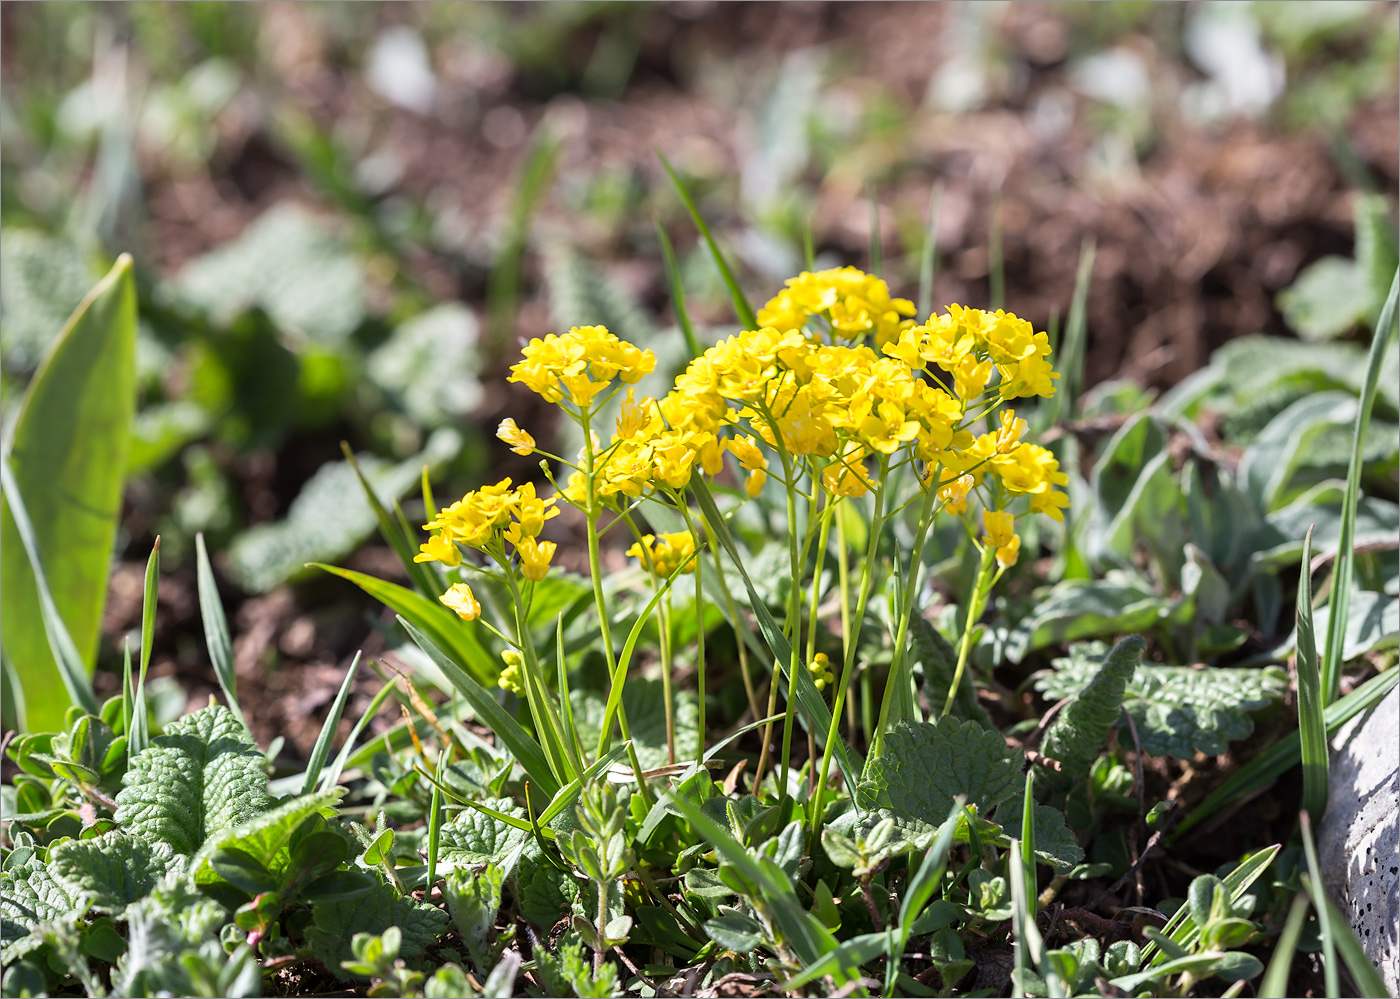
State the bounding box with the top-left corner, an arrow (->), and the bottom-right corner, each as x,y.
48,832 -> 178,911
307,879 -> 448,975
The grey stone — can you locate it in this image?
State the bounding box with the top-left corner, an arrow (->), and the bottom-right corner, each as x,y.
1321,686 -> 1399,997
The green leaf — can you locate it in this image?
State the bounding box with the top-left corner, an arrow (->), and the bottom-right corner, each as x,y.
190,787 -> 344,883
514,843 -> 579,928
1005,579 -> 1169,662
1296,528 -> 1329,821
658,152 -> 758,329
994,796 -> 1085,874
1278,256 -> 1372,341
227,429 -> 459,593
115,703 -> 270,856
1,255 -> 135,731
1,852 -> 77,961
1239,391 -> 1356,511
172,204 -> 365,344
437,798 -> 529,867
1040,636 -> 1144,783
316,564 -> 496,685
705,908 -> 765,952
912,614 -> 992,727
572,679 -> 698,771
366,304 -> 483,427
307,879 -> 448,976
444,863 -> 506,974
48,832 -> 178,911
857,718 -> 1021,835
1036,643 -> 1286,758
0,229 -> 100,375
400,619 -> 560,798
195,533 -> 243,727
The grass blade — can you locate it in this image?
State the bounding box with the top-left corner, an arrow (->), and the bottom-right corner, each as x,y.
132,537 -> 162,750
655,218 -> 703,358
1172,669 -> 1397,840
555,614 -> 584,764
1296,526 -> 1329,820
341,442 -> 440,599
1143,844 -> 1280,965
658,151 -> 758,329
917,181 -> 944,319
1020,768 -> 1038,908
1009,837 -> 1052,997
1044,238 -> 1096,427
320,677 -> 397,792
1322,266 -> 1397,703
1258,891 -> 1310,999
1300,811 -> 1340,998
1319,886 -> 1391,998
400,618 -> 561,798
301,651 -> 362,795
314,563 -> 497,685
120,640 -> 133,742
195,533 -> 244,728
425,749 -> 445,895
898,798 -> 964,953
0,456 -> 99,720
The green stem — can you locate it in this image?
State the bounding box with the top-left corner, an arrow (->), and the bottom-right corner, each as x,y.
869,480 -> 939,761
941,544 -> 997,719
677,502 -> 707,766
810,459 -> 889,833
582,408 -> 651,801
702,517 -> 760,724
776,448 -> 805,807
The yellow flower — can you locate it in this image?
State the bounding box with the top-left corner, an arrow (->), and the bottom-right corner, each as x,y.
496,418 -> 536,456
515,535 -> 556,581
508,325 -> 656,406
414,532 -> 461,567
627,532 -> 697,576
983,509 -> 1016,550
992,409 -> 1028,454
745,468 -> 767,497
507,482 -> 559,538
822,444 -> 876,498
728,434 -> 767,471
856,399 -> 921,455
440,583 -> 481,621
994,532 -> 1021,569
934,472 -> 974,514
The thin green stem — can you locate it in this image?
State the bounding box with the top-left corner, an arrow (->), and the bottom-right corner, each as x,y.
776,447 -> 805,807
810,458 -> 889,833
941,544 -> 997,719
702,518 -> 760,725
870,480 -> 939,760
677,502 -> 707,766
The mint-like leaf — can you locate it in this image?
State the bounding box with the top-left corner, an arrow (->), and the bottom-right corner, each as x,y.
571,679 -> 698,771
1,852 -> 77,961
514,843 -> 579,929
190,787 -> 344,883
858,719 -> 1021,834
1041,636 -> 1144,784
48,832 -> 179,911
308,880 -> 448,977
116,704 -> 269,856
1037,643 -> 1286,758
994,796 -> 1084,873
912,614 -> 992,727
437,798 -> 528,867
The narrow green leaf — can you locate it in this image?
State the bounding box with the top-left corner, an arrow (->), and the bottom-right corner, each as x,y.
426,749 -> 445,894
1300,812 -> 1340,998
1322,267 -> 1398,703
1259,891 -> 1310,999
321,677 -> 397,792
1296,527 -> 1328,820
917,181 -> 944,319
302,651 -> 362,795
0,457 -> 98,720
0,254 -> 135,731
1172,670 -> 1397,840
898,799 -> 964,954
1045,238 -> 1095,426
195,532 -> 244,728
1021,768 -> 1038,907
400,618 -> 560,798
131,537 -> 162,752
314,563 -> 496,685
1143,844 -> 1280,966
1319,885 -> 1391,998
655,219 -> 703,358
554,614 -> 583,764
536,741 -> 632,829
658,151 -> 758,329
341,442 -> 440,599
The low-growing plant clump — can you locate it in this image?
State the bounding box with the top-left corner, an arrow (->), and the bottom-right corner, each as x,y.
2,182 -> 1397,998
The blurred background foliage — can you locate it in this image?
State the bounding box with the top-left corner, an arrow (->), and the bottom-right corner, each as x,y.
1,0 -> 1395,750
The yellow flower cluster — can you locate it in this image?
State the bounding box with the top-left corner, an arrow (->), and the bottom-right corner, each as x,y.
416,478 -> 560,607
507,325 -> 656,407
885,304 -> 1058,401
758,267 -> 916,348
498,649 -> 526,695
626,532 -> 697,577
982,509 -> 1022,569
808,652 -> 837,691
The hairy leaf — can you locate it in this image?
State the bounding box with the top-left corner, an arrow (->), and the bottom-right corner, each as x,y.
307,879 -> 448,976
1040,635 -> 1145,783
514,844 -> 579,929
571,679 -> 698,771
1,852 -> 77,961
115,703 -> 269,856
48,832 -> 179,911
912,614 -> 992,727
1038,643 -> 1287,758
858,719 -> 1021,835
437,797 -> 529,867
444,864 -> 505,974
994,796 -> 1084,873
190,787 -> 344,882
